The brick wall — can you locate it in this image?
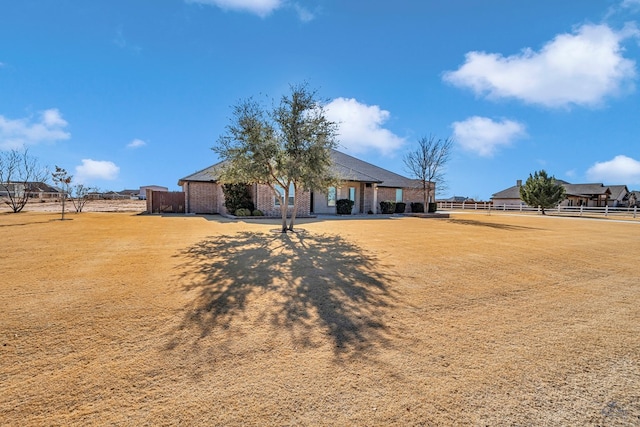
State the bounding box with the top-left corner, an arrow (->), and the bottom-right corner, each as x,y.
254,183 -> 311,217
183,182 -> 219,214
376,186 -> 433,213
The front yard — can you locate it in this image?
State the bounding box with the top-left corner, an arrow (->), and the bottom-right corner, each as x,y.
1,211 -> 639,425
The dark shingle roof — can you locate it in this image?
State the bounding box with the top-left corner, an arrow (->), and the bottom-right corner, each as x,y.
178,150 -> 418,188
563,183 -> 610,196
492,181 -> 618,200
329,150 -> 416,188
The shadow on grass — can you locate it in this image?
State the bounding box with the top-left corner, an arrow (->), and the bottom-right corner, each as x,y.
446,218 -> 542,230
168,230 -> 395,358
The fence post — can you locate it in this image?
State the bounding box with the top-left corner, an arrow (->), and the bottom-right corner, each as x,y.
580,205 -> 583,216
605,205 -> 608,217
520,204 -> 522,212
503,203 -> 506,211
474,202 -> 478,210
558,205 -> 560,214
634,206 -> 637,218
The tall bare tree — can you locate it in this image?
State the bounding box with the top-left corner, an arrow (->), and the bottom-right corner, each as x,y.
0,149 -> 48,213
214,83 -> 339,232
403,135 -> 453,212
51,166 -> 72,220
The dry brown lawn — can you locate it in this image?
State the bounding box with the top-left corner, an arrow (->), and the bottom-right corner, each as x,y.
1,210 -> 639,426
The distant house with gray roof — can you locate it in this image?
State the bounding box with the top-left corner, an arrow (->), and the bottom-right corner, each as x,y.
177,149 -> 432,215
492,180 -> 631,208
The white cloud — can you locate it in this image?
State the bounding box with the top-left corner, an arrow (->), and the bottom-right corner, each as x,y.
586,155 -> 640,184
0,108 -> 71,150
113,27 -> 142,53
294,4 -> 314,22
186,0 -> 283,17
443,24 -> 638,108
621,0 -> 640,9
451,116 -> 526,157
127,138 -> 146,149
75,159 -> 120,183
324,97 -> 406,155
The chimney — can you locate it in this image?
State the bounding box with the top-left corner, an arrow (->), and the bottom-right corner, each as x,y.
516,180 -> 522,187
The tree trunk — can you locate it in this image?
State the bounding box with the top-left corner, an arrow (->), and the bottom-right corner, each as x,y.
280,187 -> 289,233
287,183 -> 298,232
424,182 -> 430,213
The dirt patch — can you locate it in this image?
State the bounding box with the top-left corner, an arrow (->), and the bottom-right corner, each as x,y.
1,212 -> 639,425
1,199 -> 147,213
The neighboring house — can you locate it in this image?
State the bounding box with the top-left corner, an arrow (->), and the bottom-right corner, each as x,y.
438,196 -> 475,203
139,185 -> 169,200
177,149 -> 432,215
491,180 -> 527,206
0,182 -> 62,199
492,180 -> 628,208
628,191 -> 640,208
119,189 -> 141,199
606,185 -> 629,207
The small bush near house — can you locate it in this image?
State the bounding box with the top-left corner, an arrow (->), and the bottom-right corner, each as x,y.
380,201 -> 396,214
235,208 -> 252,216
428,202 -> 437,213
394,202 -> 406,213
410,202 -> 424,213
252,210 -> 263,216
223,184 -> 255,213
336,199 -> 354,215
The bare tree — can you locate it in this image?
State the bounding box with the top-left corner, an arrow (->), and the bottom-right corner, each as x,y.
70,184 -> 97,213
403,135 -> 453,212
0,149 -> 48,213
51,166 -> 72,220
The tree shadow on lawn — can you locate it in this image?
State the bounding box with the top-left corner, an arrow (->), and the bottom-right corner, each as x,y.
168,230 -> 396,359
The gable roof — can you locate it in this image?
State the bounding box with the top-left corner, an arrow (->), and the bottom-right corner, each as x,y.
178,149 -> 419,188
329,150 -> 417,188
607,184 -> 628,200
1,181 -> 61,193
563,183 -> 610,197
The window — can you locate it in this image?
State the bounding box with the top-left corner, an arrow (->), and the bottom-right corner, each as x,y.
349,187 -> 356,202
327,186 -> 336,207
395,188 -> 403,202
274,183 -> 295,206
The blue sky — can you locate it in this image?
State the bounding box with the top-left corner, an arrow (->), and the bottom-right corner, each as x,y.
1,0 -> 639,199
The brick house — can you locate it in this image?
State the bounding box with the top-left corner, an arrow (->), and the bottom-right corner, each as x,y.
177,149 -> 433,215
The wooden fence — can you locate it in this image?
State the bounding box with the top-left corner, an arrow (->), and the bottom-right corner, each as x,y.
146,190 -> 185,214
437,202 -> 639,220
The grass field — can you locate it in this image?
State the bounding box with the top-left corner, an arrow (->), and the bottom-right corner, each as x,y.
1,211 -> 639,425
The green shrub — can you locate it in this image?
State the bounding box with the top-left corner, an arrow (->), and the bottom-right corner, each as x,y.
410,202 -> 424,213
223,183 -> 254,213
234,208 -> 252,216
428,202 -> 437,213
394,202 -> 406,213
379,200 -> 396,214
336,198 -> 354,215
252,209 -> 263,216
